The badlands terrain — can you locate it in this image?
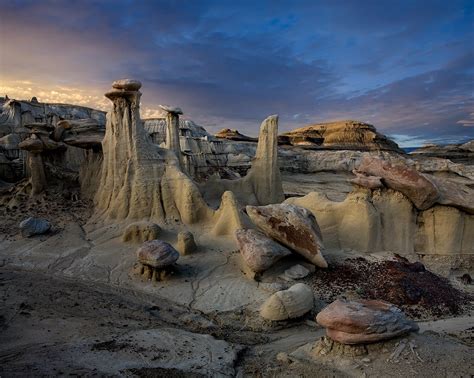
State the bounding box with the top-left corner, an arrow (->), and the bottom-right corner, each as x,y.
0,80 -> 473,377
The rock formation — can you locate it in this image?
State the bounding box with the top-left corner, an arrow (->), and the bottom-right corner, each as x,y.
316,299 -> 419,344
215,128 -> 258,142
410,140 -> 474,164
122,221 -> 161,243
176,231 -> 197,255
280,120 -> 402,152
356,156 -> 439,210
236,229 -> 292,274
246,203 -> 328,267
260,283 -> 314,321
19,217 -> 51,237
159,105 -> 184,169
136,240 -> 179,281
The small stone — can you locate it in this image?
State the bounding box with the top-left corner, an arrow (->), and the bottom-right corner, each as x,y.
260,283 -> 314,321
19,217 -> 51,237
282,264 -> 311,280
361,357 -> 371,363
276,352 -> 290,363
176,231 -> 197,255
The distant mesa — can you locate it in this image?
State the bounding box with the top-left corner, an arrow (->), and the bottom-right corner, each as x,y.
410,140 -> 474,164
215,128 -> 258,142
279,120 -> 402,152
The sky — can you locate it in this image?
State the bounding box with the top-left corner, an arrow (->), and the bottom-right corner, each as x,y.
0,0 -> 473,146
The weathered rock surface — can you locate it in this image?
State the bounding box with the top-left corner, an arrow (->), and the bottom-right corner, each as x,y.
136,240 -> 179,268
260,283 -> 314,321
350,170 -> 384,189
357,156 -> 439,210
122,221 -> 161,243
428,176 -> 474,215
246,203 -> 327,268
283,264 -> 312,280
235,229 -> 291,273
112,79 -> 142,91
316,299 -> 419,344
280,120 -> 402,152
176,231 -> 197,255
410,140 -> 474,164
19,217 -> 51,237
215,128 -> 258,142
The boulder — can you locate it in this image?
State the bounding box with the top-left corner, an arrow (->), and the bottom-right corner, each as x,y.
136,240 -> 179,268
260,283 -> 314,321
235,229 -> 291,273
316,299 -> 419,344
122,221 -> 161,243
428,176 -> 474,215
282,264 -> 312,280
246,203 -> 327,268
357,156 -> 439,210
19,217 -> 51,237
176,231 -> 197,255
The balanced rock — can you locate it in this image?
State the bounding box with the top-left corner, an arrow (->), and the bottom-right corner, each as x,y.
112,79 -> 142,91
236,229 -> 292,273
136,240 -> 179,268
316,299 -> 419,345
122,221 -> 161,243
357,156 -> 439,210
260,283 -> 314,321
246,203 -> 327,268
176,231 -> 197,255
19,217 -> 51,237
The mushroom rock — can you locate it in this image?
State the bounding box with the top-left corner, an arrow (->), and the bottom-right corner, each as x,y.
18,134 -> 47,195
136,240 -> 179,281
246,203 -> 328,268
19,217 -> 51,237
235,229 -> 291,273
260,283 -> 314,321
176,231 -> 197,255
316,299 -> 419,344
122,221 -> 161,243
357,156 -> 439,210
159,104 -> 184,169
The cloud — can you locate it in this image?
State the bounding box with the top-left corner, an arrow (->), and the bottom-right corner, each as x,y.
1,0 -> 473,144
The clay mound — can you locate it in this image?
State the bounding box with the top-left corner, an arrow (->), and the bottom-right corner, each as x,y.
304,257 -> 472,319
280,120 -> 402,152
215,128 -> 257,142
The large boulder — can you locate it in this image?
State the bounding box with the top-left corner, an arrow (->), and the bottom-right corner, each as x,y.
357,156 -> 439,210
235,229 -> 291,273
316,299 -> 419,344
136,240 -> 179,268
19,217 -> 51,237
246,203 -> 327,268
260,283 -> 314,321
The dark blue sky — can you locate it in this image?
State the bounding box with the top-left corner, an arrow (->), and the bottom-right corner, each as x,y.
1,0 -> 473,145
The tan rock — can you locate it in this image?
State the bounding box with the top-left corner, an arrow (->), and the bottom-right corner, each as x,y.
246,203 -> 327,268
122,221 -> 161,243
357,156 -> 439,210
316,299 -> 419,344
235,229 -> 291,273
176,231 -> 197,255
260,283 -> 314,321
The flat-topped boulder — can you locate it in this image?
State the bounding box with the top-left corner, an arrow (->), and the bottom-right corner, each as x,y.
316,299 -> 419,344
246,203 -> 327,268
112,79 -> 142,91
136,240 -> 179,268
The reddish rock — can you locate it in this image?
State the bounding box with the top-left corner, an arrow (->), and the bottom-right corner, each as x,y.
236,229 -> 291,273
316,299 -> 419,344
246,203 -> 327,268
136,240 -> 179,268
357,156 -> 439,210
350,170 -> 384,189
